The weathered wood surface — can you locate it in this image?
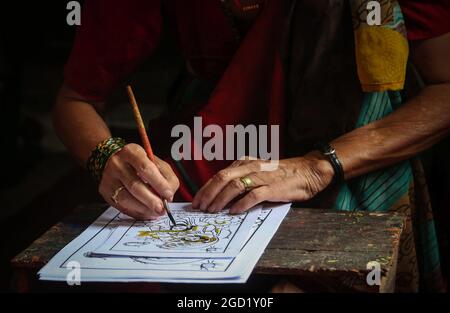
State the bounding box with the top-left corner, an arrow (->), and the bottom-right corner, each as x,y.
11,204 -> 404,293
255,209 -> 404,292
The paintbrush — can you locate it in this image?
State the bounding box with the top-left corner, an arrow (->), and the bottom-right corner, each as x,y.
126,85 -> 177,226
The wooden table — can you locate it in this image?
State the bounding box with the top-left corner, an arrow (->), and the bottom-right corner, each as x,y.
11,203 -> 405,293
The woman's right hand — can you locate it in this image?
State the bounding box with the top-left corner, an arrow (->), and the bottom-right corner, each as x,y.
98,143 -> 180,220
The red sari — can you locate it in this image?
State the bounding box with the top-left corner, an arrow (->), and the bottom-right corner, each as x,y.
65,0 -> 287,200
64,0 -> 450,201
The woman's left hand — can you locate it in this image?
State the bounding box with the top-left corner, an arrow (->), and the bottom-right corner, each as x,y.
192,153 -> 336,214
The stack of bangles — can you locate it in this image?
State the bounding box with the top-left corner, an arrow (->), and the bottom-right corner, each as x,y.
87,137 -> 127,181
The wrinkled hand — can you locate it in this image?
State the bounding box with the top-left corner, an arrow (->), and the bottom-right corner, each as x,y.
192,154 -> 334,214
99,143 -> 179,220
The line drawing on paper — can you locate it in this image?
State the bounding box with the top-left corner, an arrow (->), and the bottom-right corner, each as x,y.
45,207 -> 277,276
108,210 -> 248,255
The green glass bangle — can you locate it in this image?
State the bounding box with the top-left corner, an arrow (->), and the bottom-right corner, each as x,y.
87,137 -> 126,181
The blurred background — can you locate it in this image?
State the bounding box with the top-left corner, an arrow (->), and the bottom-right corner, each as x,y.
0,1 -> 449,292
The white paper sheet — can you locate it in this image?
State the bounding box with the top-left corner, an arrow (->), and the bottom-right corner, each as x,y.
38,203 -> 291,284
93,203 -> 261,258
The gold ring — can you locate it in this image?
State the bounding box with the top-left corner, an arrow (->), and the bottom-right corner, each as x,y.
111,186 -> 125,205
240,176 -> 253,192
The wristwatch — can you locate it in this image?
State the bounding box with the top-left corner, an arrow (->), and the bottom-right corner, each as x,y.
314,142 -> 344,185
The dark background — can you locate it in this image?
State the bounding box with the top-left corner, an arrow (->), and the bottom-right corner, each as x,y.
0,1 -> 184,291
0,1 -> 80,292
0,1 -> 448,292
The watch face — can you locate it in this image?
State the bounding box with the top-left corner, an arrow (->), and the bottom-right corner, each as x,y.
324,148 -> 336,156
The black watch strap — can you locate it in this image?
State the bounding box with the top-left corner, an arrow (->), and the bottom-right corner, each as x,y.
314,142 -> 344,185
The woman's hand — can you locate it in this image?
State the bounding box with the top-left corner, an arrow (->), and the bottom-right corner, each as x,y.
192,153 -> 335,214
98,143 -> 180,220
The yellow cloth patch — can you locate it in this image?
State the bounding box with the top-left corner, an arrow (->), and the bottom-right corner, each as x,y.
354,26 -> 409,92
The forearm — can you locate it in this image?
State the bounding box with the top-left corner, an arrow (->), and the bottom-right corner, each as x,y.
52,84 -> 112,166
331,83 -> 450,180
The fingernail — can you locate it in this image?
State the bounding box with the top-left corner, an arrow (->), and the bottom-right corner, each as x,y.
199,203 -> 207,212
229,208 -> 239,215
207,207 -> 215,213
156,202 -> 164,213
163,189 -> 173,200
